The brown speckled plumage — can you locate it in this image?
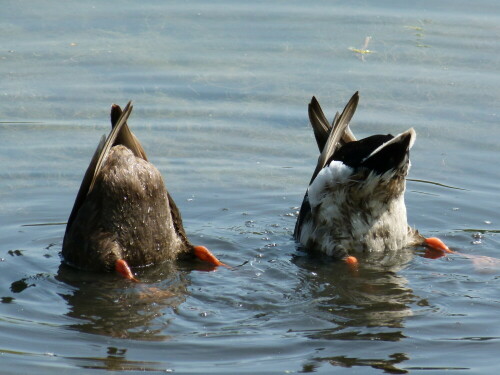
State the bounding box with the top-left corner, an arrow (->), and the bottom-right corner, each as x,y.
62,102 -> 193,272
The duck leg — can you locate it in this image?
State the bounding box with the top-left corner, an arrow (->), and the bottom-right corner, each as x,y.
424,237 -> 500,271
115,259 -> 139,282
425,237 -> 453,254
193,246 -> 229,268
114,247 -> 228,282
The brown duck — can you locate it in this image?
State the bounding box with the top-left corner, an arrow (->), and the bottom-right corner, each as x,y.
62,102 -> 224,281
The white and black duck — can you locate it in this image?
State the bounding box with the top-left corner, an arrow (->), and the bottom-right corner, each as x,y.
294,92 -> 450,264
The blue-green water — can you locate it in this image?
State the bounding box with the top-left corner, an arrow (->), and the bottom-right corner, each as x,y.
1,1 -> 500,373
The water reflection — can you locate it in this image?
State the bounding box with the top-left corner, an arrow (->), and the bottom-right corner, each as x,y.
305,353 -> 410,375
67,347 -> 168,372
293,248 -> 417,373
56,261 -> 190,341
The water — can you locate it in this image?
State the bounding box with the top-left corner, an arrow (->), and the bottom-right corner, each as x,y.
1,1 -> 500,373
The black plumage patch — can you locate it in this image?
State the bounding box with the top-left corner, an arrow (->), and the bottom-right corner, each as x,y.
330,134 -> 393,168
329,133 -> 411,175
360,137 -> 411,175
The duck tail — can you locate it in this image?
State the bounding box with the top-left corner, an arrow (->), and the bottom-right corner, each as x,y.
110,103 -> 148,161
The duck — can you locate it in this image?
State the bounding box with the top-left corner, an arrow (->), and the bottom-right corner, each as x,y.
294,92 -> 450,264
62,101 -> 225,281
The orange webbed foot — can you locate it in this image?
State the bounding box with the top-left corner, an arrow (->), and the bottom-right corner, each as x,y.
193,246 -> 230,269
344,255 -> 358,266
343,255 -> 359,276
425,237 -> 454,253
115,259 -> 140,282
424,237 -> 500,270
423,237 -> 454,259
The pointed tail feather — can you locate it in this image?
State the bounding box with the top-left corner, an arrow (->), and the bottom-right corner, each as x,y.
308,95 -> 358,154
110,104 -> 148,161
308,96 -> 332,152
88,101 -> 134,192
309,92 -> 359,184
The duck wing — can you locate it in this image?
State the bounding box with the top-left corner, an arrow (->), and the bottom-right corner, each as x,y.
308,96 -> 332,152
308,93 -> 358,153
309,92 -> 359,184
66,102 -> 134,231
294,92 -> 359,240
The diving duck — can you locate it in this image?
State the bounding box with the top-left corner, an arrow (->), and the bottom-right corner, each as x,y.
62,102 -> 224,280
294,92 -> 450,264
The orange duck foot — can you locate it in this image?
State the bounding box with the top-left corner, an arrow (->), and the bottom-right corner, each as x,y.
115,259 -> 140,282
343,255 -> 359,277
193,246 -> 230,268
425,237 -> 453,253
423,237 -> 454,259
344,255 -> 359,266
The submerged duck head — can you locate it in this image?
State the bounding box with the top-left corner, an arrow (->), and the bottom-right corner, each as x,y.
62,102 -> 224,279
295,92 -> 423,259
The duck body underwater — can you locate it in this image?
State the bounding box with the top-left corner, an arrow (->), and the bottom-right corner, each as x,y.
62,102 -> 224,280
294,92 -> 450,263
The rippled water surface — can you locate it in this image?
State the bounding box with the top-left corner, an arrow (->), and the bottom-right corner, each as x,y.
1,1 -> 500,374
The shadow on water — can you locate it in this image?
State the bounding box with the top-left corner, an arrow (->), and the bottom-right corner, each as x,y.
55,261 -> 190,341
292,248 -> 417,374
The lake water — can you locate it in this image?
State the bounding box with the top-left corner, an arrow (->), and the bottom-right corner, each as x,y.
1,1 -> 500,374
